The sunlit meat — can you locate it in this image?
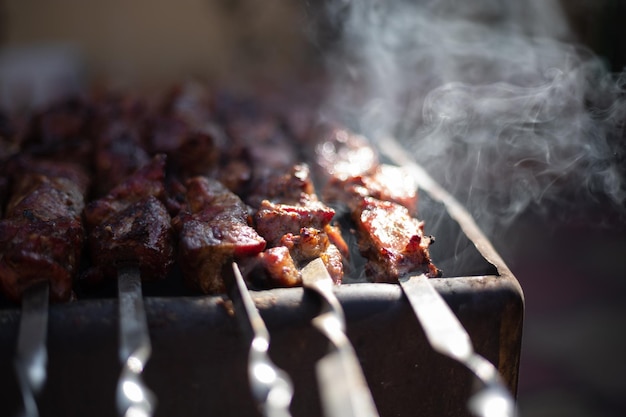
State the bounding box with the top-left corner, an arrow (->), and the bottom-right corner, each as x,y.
254,200 -> 335,247
252,164 -> 346,285
22,97 -> 93,164
0,158 -> 89,302
309,125 -> 438,281
279,227 -> 344,283
324,164 -> 419,214
312,124 -> 379,183
354,197 -> 439,281
84,154 -> 174,283
257,246 -> 300,288
173,177 -> 266,294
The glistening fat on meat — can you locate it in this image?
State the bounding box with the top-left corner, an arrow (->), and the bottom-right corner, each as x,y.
0,157 -> 89,302
173,177 -> 266,294
83,154 -> 175,283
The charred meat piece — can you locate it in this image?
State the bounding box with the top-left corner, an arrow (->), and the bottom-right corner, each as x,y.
247,163 -> 316,208
222,114 -> 299,205
173,177 -> 266,294
94,119 -> 150,197
0,159 -> 89,302
354,197 -> 439,282
309,124 -> 438,280
252,164 -> 346,285
149,115 -> 220,179
311,124 -> 418,213
256,246 -> 301,288
84,154 -> 168,225
254,200 -> 335,248
324,164 -> 419,214
21,97 -> 94,164
279,227 -> 344,284
84,154 -> 174,282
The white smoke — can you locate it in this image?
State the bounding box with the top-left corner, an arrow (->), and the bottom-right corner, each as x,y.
315,0 -> 626,233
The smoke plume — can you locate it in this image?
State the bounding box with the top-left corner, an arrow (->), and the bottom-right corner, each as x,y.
314,0 -> 626,234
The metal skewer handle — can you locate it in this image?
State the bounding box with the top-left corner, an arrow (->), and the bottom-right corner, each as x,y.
400,274 -> 517,417
301,258 -> 380,417
14,281 -> 49,417
116,265 -> 156,417
229,262 -> 294,417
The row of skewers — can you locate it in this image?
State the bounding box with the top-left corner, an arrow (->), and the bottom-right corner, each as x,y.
0,84 -> 513,417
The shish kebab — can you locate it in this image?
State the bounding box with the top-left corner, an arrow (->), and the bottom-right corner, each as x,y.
83,154 -> 174,417
0,101 -> 91,417
0,157 -> 88,417
306,123 -> 516,417
0,87 -> 490,416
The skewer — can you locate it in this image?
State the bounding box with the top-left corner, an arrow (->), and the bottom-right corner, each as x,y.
13,282 -> 49,417
116,264 -> 155,417
227,262 -> 294,417
82,155 -> 173,417
376,135 -> 517,416
300,258 -> 379,417
400,274 -> 516,417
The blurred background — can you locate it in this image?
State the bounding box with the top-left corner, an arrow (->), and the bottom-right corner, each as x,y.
1,0 -> 625,416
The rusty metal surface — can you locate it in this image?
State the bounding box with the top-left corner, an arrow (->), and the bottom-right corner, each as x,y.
0,274 -> 522,417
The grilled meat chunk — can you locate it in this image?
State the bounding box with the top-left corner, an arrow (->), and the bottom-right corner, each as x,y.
0,159 -> 88,302
312,124 -> 379,184
84,154 -> 168,225
309,124 -> 438,280
173,177 -> 266,294
254,200 -> 335,248
354,197 -> 439,282
94,118 -> 150,197
247,163 -> 316,208
84,154 -> 174,282
324,164 -> 418,214
149,115 -> 220,179
257,246 -> 301,287
22,97 -> 93,164
252,164 -> 346,285
279,227 -> 344,283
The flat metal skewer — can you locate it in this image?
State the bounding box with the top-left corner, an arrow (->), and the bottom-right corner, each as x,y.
116,264 -> 156,417
400,274 -> 517,417
229,262 -> 294,417
301,258 -> 380,417
14,281 -> 49,417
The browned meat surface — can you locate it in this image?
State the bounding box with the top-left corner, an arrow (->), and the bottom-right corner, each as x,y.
252,164 -> 346,285
223,114 -> 300,205
354,197 -> 439,282
22,98 -> 93,164
84,154 -> 174,282
0,159 -> 89,302
279,227 -> 344,283
256,246 -> 301,287
94,119 -> 150,197
173,177 -> 266,294
247,163 -> 316,208
325,164 -> 418,214
308,123 -> 438,281
84,154 -> 168,225
312,124 -> 379,184
149,115 -> 220,179
254,200 -> 336,247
